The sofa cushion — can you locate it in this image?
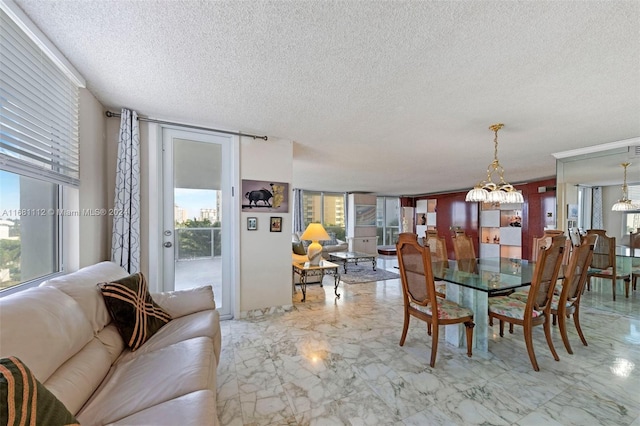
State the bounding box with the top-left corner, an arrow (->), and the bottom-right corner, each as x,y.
99,272 -> 172,351
43,338 -> 113,416
0,286 -> 93,382
95,324 -> 126,364
292,241 -> 306,255
76,337 -> 215,425
41,261 -> 129,334
151,286 -> 216,318
106,390 -> 218,426
0,356 -> 79,426
116,309 -> 221,366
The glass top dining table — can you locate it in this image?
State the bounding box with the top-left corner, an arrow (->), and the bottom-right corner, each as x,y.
431,257 -> 539,352
431,257 -> 536,296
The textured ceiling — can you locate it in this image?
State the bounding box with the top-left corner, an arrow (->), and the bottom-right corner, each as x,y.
13,0 -> 640,196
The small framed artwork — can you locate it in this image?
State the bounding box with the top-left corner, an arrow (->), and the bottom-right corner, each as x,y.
270,216 -> 282,232
247,217 -> 258,231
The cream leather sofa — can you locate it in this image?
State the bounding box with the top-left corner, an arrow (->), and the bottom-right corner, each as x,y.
0,261 -> 221,425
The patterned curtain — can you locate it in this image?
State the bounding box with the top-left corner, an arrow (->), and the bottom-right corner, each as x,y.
592,186 -> 603,229
292,188 -> 304,233
111,108 -> 140,273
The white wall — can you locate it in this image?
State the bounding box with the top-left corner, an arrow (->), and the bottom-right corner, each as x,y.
77,88 -> 110,268
602,185 -> 624,240
239,137 -> 293,313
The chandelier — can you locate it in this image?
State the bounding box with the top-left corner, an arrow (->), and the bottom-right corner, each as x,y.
611,162 -> 638,211
465,123 -> 524,204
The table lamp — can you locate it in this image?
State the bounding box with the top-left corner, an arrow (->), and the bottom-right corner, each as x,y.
300,223 -> 331,266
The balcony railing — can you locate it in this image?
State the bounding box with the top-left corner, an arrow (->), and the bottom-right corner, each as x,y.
175,227 -> 221,260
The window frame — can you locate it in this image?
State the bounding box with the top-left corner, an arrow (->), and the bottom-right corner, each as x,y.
0,1 -> 83,295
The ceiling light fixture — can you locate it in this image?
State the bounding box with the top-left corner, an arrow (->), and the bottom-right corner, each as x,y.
611,162 -> 638,211
465,123 -> 524,204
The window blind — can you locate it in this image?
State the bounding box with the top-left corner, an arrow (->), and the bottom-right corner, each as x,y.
629,185 -> 640,204
0,8 -> 80,187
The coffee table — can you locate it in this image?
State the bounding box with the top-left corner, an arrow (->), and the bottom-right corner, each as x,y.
292,260 -> 340,302
329,251 -> 377,273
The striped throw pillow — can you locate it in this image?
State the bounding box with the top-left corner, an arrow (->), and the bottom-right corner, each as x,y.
0,356 -> 79,426
98,272 -> 172,351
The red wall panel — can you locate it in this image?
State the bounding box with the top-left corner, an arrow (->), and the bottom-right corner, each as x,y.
413,177 -> 556,260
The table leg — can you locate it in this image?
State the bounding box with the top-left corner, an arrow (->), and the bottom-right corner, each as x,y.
371,257 -> 377,271
445,283 -> 488,352
334,271 -> 341,298
300,272 -> 307,302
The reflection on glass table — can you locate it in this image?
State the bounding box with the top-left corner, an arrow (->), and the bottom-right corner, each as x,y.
432,257 -> 534,296
430,257 -> 536,352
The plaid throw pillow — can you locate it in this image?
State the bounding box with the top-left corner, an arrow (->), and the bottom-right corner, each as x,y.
98,272 -> 172,351
0,356 -> 79,426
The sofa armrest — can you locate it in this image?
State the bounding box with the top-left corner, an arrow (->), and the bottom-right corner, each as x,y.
151,286 -> 216,318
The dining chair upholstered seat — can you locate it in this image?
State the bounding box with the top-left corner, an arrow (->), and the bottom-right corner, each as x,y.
396,233 -> 475,368
413,297 -> 474,319
488,235 -> 565,371
586,230 -> 630,300
488,297 -> 543,319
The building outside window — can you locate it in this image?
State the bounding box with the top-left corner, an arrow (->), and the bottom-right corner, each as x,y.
301,191 -> 346,240
376,196 -> 400,245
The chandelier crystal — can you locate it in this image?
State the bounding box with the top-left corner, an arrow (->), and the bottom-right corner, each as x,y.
611,162 -> 638,211
465,123 -> 523,204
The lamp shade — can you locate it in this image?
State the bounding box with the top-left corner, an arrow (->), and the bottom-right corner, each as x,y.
300,223 -> 331,242
300,223 -> 330,266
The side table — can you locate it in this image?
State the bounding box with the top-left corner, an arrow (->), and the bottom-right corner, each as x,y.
292,260 -> 341,302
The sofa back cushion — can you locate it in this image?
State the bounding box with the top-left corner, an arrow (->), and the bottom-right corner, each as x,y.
41,261 -> 129,333
0,286 -> 93,382
43,337 -> 113,416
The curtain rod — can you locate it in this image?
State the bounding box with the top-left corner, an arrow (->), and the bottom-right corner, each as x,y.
105,110 -> 268,140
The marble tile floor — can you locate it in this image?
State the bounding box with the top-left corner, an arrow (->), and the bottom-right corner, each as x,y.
216,257 -> 640,425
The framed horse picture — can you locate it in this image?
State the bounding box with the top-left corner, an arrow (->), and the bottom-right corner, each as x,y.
241,180 -> 289,212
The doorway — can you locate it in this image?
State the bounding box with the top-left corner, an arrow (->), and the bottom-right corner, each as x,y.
161,127 -> 234,318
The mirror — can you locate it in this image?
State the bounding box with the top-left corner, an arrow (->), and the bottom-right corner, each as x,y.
555,141 -> 640,245
555,140 -> 640,315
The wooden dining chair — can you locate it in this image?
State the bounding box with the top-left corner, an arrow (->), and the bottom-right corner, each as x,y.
452,232 -> 480,275
531,230 -> 570,265
630,229 -> 640,293
425,230 -> 448,296
396,233 -> 475,368
586,229 -> 630,300
550,234 -> 596,354
487,235 -> 565,371
425,230 -> 448,268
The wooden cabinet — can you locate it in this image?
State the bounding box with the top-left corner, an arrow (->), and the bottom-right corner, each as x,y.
347,194 -> 378,254
348,236 -> 379,254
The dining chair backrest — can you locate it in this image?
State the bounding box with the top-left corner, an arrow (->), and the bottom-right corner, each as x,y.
630,228 -> 640,249
396,233 -> 437,309
531,230 -> 566,263
425,231 -> 449,268
452,233 -> 475,261
560,234 -> 597,302
528,235 -> 566,312
586,229 -> 615,270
